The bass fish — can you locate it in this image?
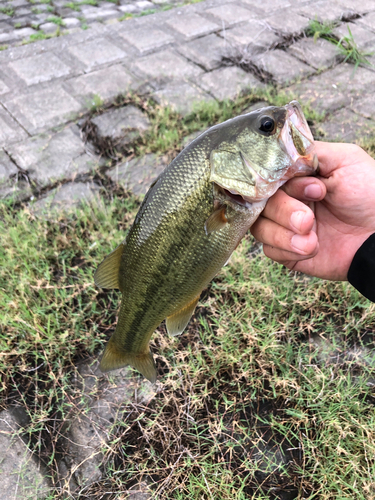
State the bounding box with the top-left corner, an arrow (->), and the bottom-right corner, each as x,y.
95,100 -> 318,383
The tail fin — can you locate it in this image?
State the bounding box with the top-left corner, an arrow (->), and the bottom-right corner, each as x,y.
99,340 -> 157,383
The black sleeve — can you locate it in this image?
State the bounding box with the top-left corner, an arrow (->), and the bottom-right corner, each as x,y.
347,233 -> 375,302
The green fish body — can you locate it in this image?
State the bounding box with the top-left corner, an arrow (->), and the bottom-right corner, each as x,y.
95,101 -> 317,382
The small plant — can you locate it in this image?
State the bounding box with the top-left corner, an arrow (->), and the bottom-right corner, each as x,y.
307,19 -> 336,42
119,12 -> 133,21
46,16 -> 65,26
14,22 -> 22,28
335,25 -> 373,69
89,94 -> 104,112
65,1 -> 81,10
0,6 -> 15,16
79,0 -> 98,5
28,31 -> 48,41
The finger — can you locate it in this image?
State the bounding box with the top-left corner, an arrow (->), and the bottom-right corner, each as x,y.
262,240 -> 319,264
251,216 -> 318,255
281,177 -> 326,202
260,189 -> 315,235
314,141 -> 372,176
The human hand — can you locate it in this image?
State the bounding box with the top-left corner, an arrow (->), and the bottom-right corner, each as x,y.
251,142 -> 375,281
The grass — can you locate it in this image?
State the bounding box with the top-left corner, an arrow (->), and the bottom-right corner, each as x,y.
46,16 -> 65,26
0,6 -> 15,15
2,92 -> 375,498
307,20 -> 373,69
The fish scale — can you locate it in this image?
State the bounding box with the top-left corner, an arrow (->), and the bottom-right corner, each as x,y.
94,101 -> 317,382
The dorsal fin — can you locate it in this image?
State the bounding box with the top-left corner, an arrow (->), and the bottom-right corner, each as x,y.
166,294 -> 200,337
204,205 -> 228,235
94,243 -> 124,290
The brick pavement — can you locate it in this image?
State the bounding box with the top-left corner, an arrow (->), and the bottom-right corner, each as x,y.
1,0 -> 375,495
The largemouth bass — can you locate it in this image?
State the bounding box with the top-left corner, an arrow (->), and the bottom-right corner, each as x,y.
95,100 -> 318,383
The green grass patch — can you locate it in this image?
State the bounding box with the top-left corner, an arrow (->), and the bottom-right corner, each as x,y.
46,15 -> 65,26
0,6 -> 14,15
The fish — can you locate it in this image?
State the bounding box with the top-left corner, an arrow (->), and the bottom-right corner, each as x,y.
94,100 -> 318,383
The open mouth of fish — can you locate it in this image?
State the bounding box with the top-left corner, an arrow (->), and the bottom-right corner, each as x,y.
217,100 -> 318,207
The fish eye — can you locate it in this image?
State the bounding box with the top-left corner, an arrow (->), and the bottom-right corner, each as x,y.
259,116 -> 275,134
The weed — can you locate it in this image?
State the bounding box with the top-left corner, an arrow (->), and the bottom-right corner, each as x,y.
46,16 -> 65,26
0,45 -> 8,51
307,19 -> 336,42
335,25 -> 373,69
0,6 -> 14,16
119,12 -> 133,21
14,22 -> 22,28
64,1 -> 81,10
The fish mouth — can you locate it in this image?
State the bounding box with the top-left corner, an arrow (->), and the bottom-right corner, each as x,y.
280,100 -> 318,176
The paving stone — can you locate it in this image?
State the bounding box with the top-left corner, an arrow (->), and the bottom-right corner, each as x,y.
0,106 -> 28,147
0,148 -> 31,201
83,8 -> 121,21
198,65 -> 264,101
62,360 -> 156,488
65,64 -> 146,105
119,26 -> 174,54
3,84 -> 82,135
337,0 -> 375,14
332,22 -> 375,49
166,12 -> 219,39
0,79 -> 10,94
221,19 -> 280,52
351,95 -> 375,120
6,126 -> 101,188
205,3 -> 256,26
318,108 -> 375,141
0,409 -> 51,499
8,52 -> 72,86
296,0 -> 346,23
287,63 -> 375,115
0,26 -> 37,43
107,153 -> 168,195
154,81 -> 214,116
67,37 -> 127,72
91,105 -> 150,150
133,49 -> 202,87
357,12 -> 375,32
118,4 -> 138,14
288,37 -> 341,70
39,22 -> 60,33
136,0 -> 154,9
251,50 -> 313,86
264,10 -> 311,37
176,33 -> 227,71
63,17 -> 81,29
240,0 -> 290,12
30,181 -> 100,216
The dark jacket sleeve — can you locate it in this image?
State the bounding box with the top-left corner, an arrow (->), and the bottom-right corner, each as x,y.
347,233 -> 375,302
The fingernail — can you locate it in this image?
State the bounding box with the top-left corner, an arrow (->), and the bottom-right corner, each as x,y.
290,211 -> 306,232
291,234 -> 308,252
304,184 -> 322,200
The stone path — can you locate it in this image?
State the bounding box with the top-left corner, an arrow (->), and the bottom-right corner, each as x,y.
1,0 -> 375,497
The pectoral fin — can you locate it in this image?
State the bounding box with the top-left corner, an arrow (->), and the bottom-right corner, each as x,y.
204,205 -> 228,234
94,243 -> 124,290
166,295 -> 200,336
100,340 -> 157,383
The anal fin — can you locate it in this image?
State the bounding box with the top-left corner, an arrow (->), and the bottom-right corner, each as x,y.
204,205 -> 228,235
166,295 -> 200,337
94,243 -> 124,290
99,340 -> 157,383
